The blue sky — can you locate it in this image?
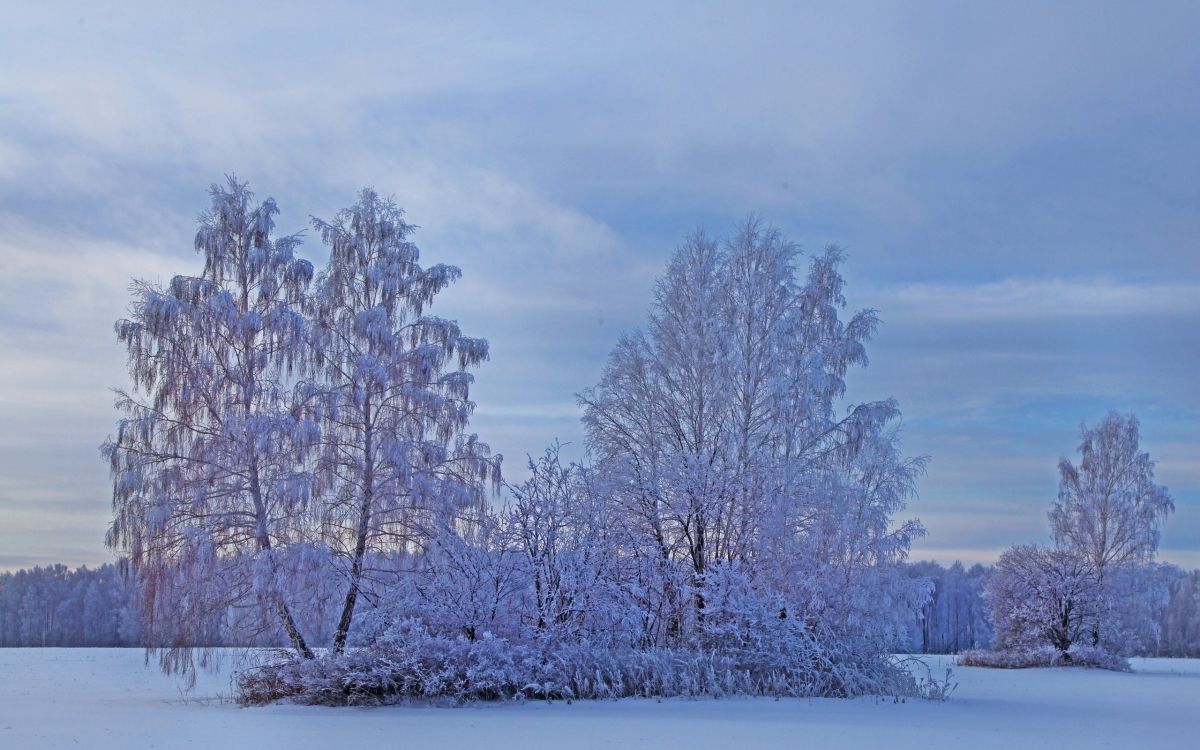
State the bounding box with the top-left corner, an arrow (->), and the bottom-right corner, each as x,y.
1,1 -> 1197,570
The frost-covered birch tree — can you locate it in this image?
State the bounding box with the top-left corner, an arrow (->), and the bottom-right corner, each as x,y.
305,189 -> 500,652
1049,411 -> 1174,649
104,177 -> 318,670
1051,413 -> 1174,585
579,218 -> 926,648
974,412 -> 1176,666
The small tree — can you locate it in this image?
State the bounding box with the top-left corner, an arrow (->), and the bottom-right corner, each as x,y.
987,545 -> 1099,661
506,444 -> 625,643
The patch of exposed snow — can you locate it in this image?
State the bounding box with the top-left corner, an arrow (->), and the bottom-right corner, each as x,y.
0,650 -> 1197,749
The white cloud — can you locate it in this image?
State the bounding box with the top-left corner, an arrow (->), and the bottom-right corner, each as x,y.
875,278 -> 1200,321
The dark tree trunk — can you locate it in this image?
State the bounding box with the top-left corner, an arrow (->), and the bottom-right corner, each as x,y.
333,409 -> 374,654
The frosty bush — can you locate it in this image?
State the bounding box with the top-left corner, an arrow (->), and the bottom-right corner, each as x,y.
958,644 -> 1129,671
986,545 -> 1099,659
237,614 -> 922,706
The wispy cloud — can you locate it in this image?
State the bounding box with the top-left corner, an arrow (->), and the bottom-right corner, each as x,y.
876,279 -> 1200,321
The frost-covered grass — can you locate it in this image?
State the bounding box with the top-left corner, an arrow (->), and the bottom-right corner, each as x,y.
957,644 -> 1132,670
237,618 -> 922,705
1,649 -> 1198,749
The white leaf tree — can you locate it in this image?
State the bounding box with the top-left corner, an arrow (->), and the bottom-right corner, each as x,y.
579,218 -> 925,647
1051,412 -> 1174,581
305,189 -> 500,652
1049,411 -> 1174,648
987,545 -> 1100,660
104,177 -> 318,670
980,411 -> 1175,664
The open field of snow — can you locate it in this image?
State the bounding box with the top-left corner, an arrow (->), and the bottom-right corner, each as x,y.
1,649 -> 1198,749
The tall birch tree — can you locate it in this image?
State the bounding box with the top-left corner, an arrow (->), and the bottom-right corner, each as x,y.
104,177 -> 318,670
306,189 -> 500,652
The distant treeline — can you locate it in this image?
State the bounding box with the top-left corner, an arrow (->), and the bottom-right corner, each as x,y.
903,561 -> 994,654
0,561 -> 329,648
903,560 -> 1200,657
0,564 -> 141,647
3,559 -> 1199,655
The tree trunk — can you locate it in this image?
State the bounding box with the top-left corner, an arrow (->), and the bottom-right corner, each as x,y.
333,411 -> 374,654
249,462 -> 314,659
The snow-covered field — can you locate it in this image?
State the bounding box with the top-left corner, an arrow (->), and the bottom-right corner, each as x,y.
1,649 -> 1197,749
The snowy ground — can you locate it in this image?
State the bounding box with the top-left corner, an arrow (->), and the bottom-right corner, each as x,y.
1,649 -> 1197,749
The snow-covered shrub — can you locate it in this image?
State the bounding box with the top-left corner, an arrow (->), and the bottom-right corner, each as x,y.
504,445 -> 634,647
405,516 -> 525,643
237,523 -> 928,704
957,644 -> 1129,671
965,546 -> 1135,671
986,545 -> 1099,658
237,614 -> 923,706
1061,643 -> 1133,671
896,657 -> 957,701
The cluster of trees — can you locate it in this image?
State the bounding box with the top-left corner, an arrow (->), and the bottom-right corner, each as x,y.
965,413 -> 1177,668
105,178 -> 497,674
900,559 -> 1200,658
14,174 -> 1168,701
0,564 -> 140,647
0,559 -> 341,649
104,180 -> 936,703
902,561 -> 993,654
1160,568 -> 1200,657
